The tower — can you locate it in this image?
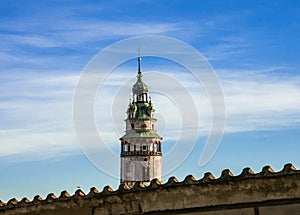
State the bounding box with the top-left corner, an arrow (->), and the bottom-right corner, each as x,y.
120,57 -> 163,186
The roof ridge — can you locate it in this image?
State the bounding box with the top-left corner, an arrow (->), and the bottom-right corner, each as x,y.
0,163 -> 298,210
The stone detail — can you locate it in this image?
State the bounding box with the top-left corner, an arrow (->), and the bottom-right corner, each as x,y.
33,195 -> 43,202
149,178 -> 162,189
280,163 -> 297,174
101,186 -> 114,194
238,167 -> 255,177
183,174 -> 198,184
45,193 -> 57,201
259,165 -> 275,176
5,198 -> 18,209
73,189 -> 85,198
86,187 -> 99,198
219,169 -> 234,180
58,191 -> 71,200
1,163 -> 300,214
199,172 -> 216,183
164,176 -> 179,186
118,183 -> 131,193
133,181 -> 145,190
18,198 -> 30,207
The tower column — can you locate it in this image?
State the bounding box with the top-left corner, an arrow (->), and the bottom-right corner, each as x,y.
120,58 -> 163,186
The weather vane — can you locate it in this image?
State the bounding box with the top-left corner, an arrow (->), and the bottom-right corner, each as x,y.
136,47 -> 141,56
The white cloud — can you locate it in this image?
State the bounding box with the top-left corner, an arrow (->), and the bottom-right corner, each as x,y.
95,65 -> 300,144
0,129 -> 77,157
0,72 -> 79,158
219,68 -> 300,132
0,61 -> 299,160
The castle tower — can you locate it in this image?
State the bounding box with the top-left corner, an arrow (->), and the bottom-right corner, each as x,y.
120,57 -> 163,187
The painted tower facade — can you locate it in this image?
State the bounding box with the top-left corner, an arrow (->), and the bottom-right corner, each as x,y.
120,57 -> 162,186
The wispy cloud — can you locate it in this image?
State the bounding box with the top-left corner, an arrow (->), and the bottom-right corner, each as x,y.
0,20 -> 180,49
0,72 -> 79,158
97,65 -> 300,141
0,3 -> 299,161
0,19 -> 181,72
0,60 -> 299,160
220,68 -> 300,132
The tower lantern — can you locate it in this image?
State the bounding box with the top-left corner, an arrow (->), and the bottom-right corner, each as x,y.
120,57 -> 163,187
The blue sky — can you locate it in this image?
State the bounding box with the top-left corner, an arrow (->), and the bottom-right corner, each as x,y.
0,0 -> 300,202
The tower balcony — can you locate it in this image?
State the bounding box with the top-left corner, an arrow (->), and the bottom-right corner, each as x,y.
121,150 -> 162,157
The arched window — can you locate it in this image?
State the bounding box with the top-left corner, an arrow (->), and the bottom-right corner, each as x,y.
124,142 -> 128,152
121,142 -> 124,152
158,142 -> 161,152
142,145 -> 147,151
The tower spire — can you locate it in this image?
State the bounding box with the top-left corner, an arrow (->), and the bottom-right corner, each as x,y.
138,57 -> 142,74
136,48 -> 141,75
132,58 -> 148,102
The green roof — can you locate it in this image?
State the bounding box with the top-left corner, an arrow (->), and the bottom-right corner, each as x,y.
121,130 -> 162,139
128,102 -> 154,119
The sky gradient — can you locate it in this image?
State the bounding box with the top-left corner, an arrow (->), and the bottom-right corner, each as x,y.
0,0 -> 300,202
